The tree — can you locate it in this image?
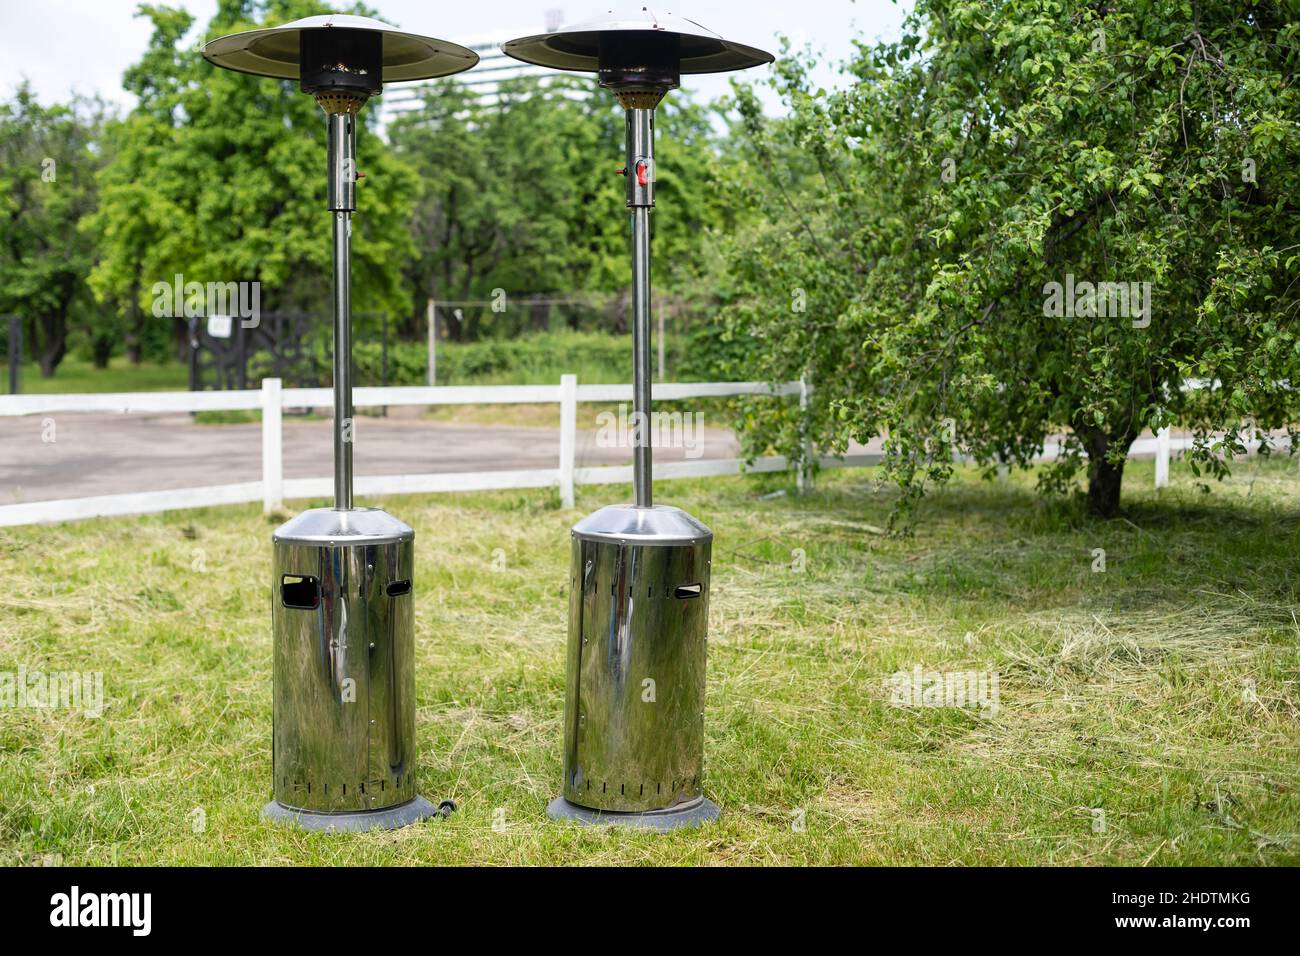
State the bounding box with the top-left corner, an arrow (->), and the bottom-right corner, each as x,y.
0,86 -> 107,376
85,1 -> 419,364
720,0 -> 1299,520
388,75 -> 740,340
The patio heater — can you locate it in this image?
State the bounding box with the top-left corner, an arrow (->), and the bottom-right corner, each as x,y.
203,15 -> 477,831
503,10 -> 772,830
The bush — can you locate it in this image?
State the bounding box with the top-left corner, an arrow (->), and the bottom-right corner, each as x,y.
331,330 -> 690,387
240,329 -> 705,389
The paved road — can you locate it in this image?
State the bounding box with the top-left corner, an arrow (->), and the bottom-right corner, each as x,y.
0,407 -> 1219,508
0,409 -> 744,505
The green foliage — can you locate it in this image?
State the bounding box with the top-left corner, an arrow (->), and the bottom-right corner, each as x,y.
2,2 -> 751,375
0,86 -> 108,376
84,0 -> 419,363
721,0 -> 1300,522
387,76 -> 739,338
310,331 -> 637,386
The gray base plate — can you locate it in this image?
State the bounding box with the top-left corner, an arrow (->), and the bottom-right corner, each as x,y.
263,796 -> 440,833
547,795 -> 720,832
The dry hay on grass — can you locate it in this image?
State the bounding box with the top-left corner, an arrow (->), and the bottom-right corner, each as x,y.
1004,595 -> 1283,689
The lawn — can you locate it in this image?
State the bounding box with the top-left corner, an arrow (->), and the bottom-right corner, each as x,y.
5,331 -> 649,398
0,458 -> 1297,865
6,351 -> 742,431
12,358 -> 189,394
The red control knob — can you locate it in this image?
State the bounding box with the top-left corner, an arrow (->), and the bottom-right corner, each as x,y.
636,161 -> 649,187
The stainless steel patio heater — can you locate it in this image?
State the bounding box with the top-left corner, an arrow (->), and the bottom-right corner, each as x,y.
503,9 -> 772,830
203,15 -> 477,831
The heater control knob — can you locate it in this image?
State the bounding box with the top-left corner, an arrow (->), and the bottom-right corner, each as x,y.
625,157 -> 654,208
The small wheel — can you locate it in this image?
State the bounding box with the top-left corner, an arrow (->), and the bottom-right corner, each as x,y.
436,799 -> 456,818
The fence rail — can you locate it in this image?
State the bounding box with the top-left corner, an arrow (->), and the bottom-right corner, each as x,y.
0,377 -> 1270,528
0,378 -> 825,527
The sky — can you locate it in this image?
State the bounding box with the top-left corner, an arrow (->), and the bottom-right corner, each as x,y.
0,0 -> 911,115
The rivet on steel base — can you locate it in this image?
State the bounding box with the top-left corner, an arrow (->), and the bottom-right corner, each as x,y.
547,795 -> 720,832
262,795 -> 445,833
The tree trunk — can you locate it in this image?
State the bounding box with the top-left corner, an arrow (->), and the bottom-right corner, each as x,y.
90,334 -> 114,369
34,313 -> 67,378
126,295 -> 144,365
37,345 -> 64,377
1087,455 -> 1126,518
174,316 -> 189,364
1078,425 -> 1137,518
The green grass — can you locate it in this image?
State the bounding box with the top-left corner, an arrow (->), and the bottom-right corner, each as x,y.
8,338 -> 725,431
353,331 -> 677,388
9,331 -> 683,397
1,458 -> 1297,865
13,357 -> 188,394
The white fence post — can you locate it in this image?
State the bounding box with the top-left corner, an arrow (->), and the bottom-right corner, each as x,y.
1155,425 -> 1170,490
262,377 -> 283,513
797,373 -> 813,494
426,297 -> 436,386
0,379 -> 854,527
559,374 -> 577,508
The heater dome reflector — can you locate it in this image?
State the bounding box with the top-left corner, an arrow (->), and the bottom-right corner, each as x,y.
203,13 -> 478,83
501,8 -> 774,75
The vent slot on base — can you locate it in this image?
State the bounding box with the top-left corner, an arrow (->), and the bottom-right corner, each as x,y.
281,574 -> 321,610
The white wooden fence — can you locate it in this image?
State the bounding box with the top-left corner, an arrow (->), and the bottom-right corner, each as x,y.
0,377 -> 1264,528
0,377 -> 858,528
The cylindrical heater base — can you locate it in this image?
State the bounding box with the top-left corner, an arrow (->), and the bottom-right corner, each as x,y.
266,507 -> 434,831
547,795 -> 719,833
554,504 -> 717,827
263,795 -> 440,833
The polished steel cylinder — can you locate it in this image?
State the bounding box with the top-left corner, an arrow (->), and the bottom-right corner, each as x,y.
625,107 -> 655,507
331,211 -> 353,511
624,107 -> 655,208
630,205 -> 653,508
561,505 -> 713,813
326,112 -> 357,213
328,112 -> 356,511
270,508 -> 417,813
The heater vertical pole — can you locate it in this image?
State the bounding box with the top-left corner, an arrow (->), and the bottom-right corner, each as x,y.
627,107 -> 655,508
504,9 -> 772,834
327,111 -> 357,511
206,12 -> 476,836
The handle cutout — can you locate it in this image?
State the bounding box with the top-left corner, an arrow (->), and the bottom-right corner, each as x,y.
281,574 -> 321,610
673,583 -> 703,600
386,579 -> 412,597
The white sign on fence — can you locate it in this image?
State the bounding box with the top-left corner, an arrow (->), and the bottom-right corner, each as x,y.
206,315 -> 233,339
